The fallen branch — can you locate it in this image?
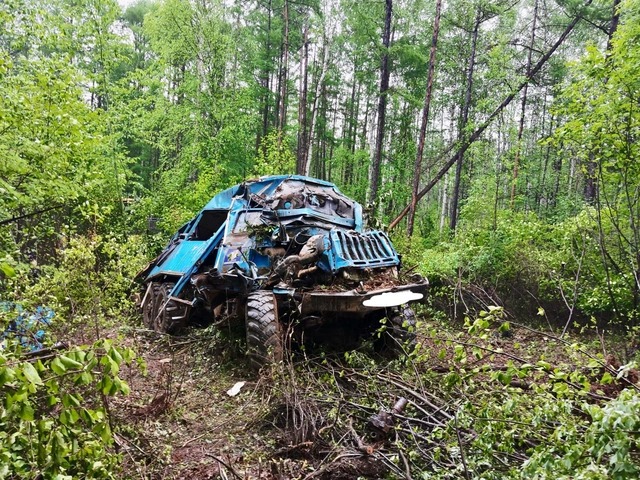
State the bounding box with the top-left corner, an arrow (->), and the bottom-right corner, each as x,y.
455,410 -> 471,480
205,453 -> 243,480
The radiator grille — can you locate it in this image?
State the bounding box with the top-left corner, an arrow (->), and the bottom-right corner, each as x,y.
330,230 -> 399,268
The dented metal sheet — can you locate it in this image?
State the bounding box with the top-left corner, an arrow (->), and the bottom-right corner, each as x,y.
146,240 -> 210,279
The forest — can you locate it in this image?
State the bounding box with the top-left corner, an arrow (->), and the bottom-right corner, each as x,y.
0,0 -> 639,477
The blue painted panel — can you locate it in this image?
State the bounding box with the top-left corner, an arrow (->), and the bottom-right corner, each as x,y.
142,175 -> 368,291
147,240 -> 209,278
170,225 -> 226,296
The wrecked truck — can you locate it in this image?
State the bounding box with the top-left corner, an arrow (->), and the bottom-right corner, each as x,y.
138,175 -> 427,366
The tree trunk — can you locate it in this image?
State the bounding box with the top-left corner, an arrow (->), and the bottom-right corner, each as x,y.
407,0 -> 442,236
296,20 -> 309,174
327,101 -> 338,179
277,0 -> 289,141
511,0 -> 538,206
352,83 -> 361,154
370,0 -> 392,208
439,171 -> 449,233
258,0 -> 273,153
305,34 -> 328,176
449,14 -> 480,233
346,68 -> 357,153
606,0 -> 622,53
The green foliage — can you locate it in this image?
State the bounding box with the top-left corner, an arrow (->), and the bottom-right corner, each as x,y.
0,0 -> 138,263
18,235 -> 148,331
419,201 -> 639,323
328,147 -> 369,205
523,389 -> 640,478
1,0 -> 639,477
252,131 -> 296,177
0,254 -> 16,282
0,339 -> 136,479
112,0 -> 260,233
550,0 -> 640,323
406,307 -> 640,478
421,210 -> 562,290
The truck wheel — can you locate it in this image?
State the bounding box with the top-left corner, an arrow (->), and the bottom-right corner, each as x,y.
156,283 -> 188,334
245,291 -> 283,369
142,283 -> 160,329
376,306 -> 417,357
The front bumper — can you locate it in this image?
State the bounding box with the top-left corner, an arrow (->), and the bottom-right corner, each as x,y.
287,280 -> 428,316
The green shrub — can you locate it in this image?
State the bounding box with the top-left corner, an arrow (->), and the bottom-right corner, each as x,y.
523,389 -> 640,479
0,339 -> 136,479
21,234 -> 148,335
419,207 -> 638,324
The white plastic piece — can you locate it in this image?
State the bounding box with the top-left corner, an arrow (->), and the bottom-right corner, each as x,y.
226,381 -> 247,397
362,290 -> 423,308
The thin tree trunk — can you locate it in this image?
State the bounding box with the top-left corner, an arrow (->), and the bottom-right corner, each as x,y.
439,171 -> 448,232
259,0 -> 273,152
277,0 -> 289,141
327,101 -> 338,179
606,0 -> 622,53
535,91 -> 550,211
449,14 -> 480,233
352,83 -> 361,154
296,20 -> 309,174
510,0 -> 538,206
388,0 -> 593,230
305,35 -> 328,176
370,0 -> 393,207
407,0 -> 442,236
361,97 -> 370,151
583,153 -> 597,202
552,146 -> 562,209
346,68 -> 357,152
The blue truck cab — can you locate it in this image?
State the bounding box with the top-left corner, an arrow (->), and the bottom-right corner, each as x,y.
138,175 -> 427,366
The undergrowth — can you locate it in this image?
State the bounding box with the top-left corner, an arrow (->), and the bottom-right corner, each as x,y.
104,307 -> 640,479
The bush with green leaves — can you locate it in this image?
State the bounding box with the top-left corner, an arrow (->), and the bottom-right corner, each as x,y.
522,388 -> 640,479
419,206 -> 638,324
0,339 -> 136,479
404,307 -> 640,479
17,234 -> 148,335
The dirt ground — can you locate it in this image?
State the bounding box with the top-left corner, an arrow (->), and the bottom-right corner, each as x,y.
108,321 -> 428,479
110,328 -> 278,479
102,313 -> 637,480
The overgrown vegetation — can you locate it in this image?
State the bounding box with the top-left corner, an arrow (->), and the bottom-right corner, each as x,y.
75,307 -> 637,479
0,334 -> 136,478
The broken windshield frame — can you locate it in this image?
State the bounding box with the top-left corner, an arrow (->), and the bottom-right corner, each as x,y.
223,210 -> 270,246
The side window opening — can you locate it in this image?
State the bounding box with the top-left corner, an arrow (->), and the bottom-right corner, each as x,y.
192,210 -> 228,240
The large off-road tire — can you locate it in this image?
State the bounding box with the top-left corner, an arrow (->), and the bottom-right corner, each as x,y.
245,291 -> 283,369
142,283 -> 161,329
375,306 -> 417,358
155,283 -> 189,334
